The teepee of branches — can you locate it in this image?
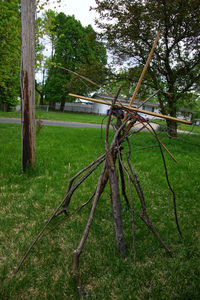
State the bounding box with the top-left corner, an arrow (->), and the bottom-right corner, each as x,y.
15,33 -> 192,297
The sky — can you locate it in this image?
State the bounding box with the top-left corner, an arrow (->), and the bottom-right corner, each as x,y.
39,0 -> 98,29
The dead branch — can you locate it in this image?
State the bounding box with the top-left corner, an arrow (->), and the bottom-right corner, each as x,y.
118,148 -> 136,261
126,154 -> 172,256
105,86 -> 127,257
73,162 -> 107,296
64,153 -> 106,196
137,89 -> 161,109
56,65 -> 114,98
147,123 -> 182,237
118,158 -> 130,208
56,154 -> 106,216
127,110 -> 178,163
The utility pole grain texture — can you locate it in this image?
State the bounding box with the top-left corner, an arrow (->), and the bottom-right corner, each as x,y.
21,0 -> 36,172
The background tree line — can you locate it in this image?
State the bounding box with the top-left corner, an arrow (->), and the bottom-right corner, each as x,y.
0,0 -> 200,136
41,10 -> 107,111
0,0 -> 21,111
93,0 -> 200,136
0,2 -> 107,111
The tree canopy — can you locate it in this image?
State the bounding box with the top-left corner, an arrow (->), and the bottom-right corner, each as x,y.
93,0 -> 200,135
44,12 -> 107,110
0,0 -> 21,110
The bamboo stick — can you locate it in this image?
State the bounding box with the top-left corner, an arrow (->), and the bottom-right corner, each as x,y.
129,31 -> 160,107
68,93 -> 192,125
137,121 -> 177,163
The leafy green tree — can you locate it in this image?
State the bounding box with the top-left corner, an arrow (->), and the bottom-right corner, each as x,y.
35,12 -> 54,106
35,9 -> 61,106
44,12 -> 107,110
41,9 -> 57,61
0,0 -> 21,111
93,0 -> 200,136
35,16 -> 46,72
103,66 -> 155,101
195,97 -> 200,119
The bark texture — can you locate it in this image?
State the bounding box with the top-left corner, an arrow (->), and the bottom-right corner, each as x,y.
21,0 -> 35,171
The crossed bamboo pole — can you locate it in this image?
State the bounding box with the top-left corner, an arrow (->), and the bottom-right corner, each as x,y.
69,93 -> 192,126
127,31 -> 160,110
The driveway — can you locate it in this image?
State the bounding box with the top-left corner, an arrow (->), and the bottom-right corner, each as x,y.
0,117 -> 160,130
0,118 -> 105,129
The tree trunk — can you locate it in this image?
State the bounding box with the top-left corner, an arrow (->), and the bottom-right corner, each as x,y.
166,120 -> 178,138
49,101 -> 55,111
60,100 -> 65,112
35,82 -> 44,105
21,0 -> 36,171
40,94 -> 44,105
161,92 -> 178,138
1,102 -> 8,112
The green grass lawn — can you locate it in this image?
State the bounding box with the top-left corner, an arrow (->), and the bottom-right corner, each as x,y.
0,110 -> 106,124
0,124 -> 200,299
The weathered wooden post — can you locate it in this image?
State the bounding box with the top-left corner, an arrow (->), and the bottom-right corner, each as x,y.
21,0 -> 36,171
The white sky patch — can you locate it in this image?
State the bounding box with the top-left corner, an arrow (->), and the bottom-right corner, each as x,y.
37,0 -> 98,29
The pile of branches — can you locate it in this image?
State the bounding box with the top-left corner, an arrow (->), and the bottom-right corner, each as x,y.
15,87 -> 182,297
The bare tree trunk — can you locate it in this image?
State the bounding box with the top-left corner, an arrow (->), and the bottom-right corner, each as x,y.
1,103 -> 8,112
21,0 -> 36,171
60,100 -> 65,112
35,81 -> 44,105
166,120 -> 178,138
49,101 -> 56,111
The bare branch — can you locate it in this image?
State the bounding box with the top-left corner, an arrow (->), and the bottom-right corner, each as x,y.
56,65 -> 114,97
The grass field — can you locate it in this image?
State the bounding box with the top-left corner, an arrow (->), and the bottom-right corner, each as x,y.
0,123 -> 200,299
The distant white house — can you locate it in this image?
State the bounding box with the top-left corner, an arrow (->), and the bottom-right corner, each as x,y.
14,93 -> 194,121
195,119 -> 200,126
91,93 -> 160,113
91,93 -> 194,121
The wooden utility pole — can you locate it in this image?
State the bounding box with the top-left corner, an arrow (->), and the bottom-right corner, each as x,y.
21,0 -> 36,171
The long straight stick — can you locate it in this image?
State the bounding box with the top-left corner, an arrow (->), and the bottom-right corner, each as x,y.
68,93 -> 192,125
129,31 -> 160,107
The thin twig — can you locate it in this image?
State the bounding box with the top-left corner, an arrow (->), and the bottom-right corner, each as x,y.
128,111 -> 178,163
118,158 -> 130,208
126,154 -> 172,256
118,148 -> 136,261
56,155 -> 106,215
137,89 -> 160,109
56,65 -> 114,97
133,145 -> 159,152
148,123 -> 182,238
65,153 -> 106,196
